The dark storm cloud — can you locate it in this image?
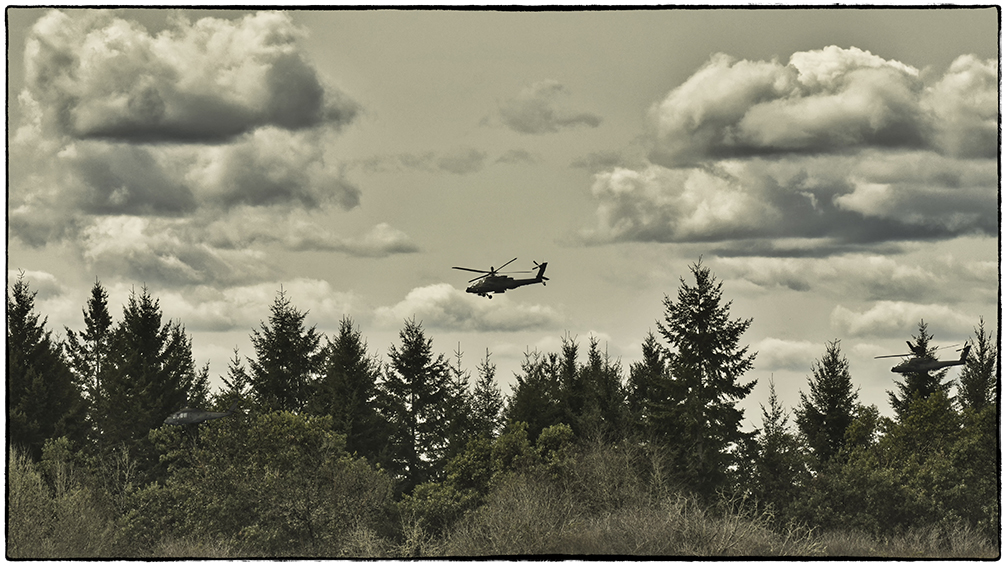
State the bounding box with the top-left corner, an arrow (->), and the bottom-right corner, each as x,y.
496,80 -> 602,135
578,47 -> 997,254
22,10 -> 358,144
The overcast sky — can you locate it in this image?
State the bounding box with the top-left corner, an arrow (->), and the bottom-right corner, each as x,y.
7,7 -> 999,425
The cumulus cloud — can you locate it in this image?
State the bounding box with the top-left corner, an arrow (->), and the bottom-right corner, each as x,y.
830,301 -> 975,338
579,47 -> 996,254
375,283 -> 564,332
753,338 -> 822,371
22,10 -> 357,143
716,253 -> 996,303
154,278 -> 359,332
578,149 -> 995,252
647,46 -> 994,166
495,80 -> 602,134
8,9 -> 382,289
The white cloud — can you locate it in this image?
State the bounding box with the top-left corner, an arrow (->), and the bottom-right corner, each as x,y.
154,278 -> 360,332
22,10 -> 357,142
647,46 -> 993,167
830,301 -> 975,338
752,337 -> 823,371
375,283 -> 564,332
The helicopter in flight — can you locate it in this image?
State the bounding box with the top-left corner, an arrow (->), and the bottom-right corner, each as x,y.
453,258 -> 548,298
875,343 -> 971,374
164,400 -> 239,426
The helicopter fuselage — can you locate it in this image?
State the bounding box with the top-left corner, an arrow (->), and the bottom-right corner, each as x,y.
466,262 -> 548,298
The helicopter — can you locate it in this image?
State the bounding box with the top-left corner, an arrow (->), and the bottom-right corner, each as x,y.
875,343 -> 971,374
452,258 -> 549,298
164,400 -> 239,426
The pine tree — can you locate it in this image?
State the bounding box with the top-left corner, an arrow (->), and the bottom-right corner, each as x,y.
888,320 -> 954,421
219,348 -> 251,407
627,331 -> 666,435
505,349 -> 564,443
471,349 -> 504,440
958,317 -> 997,412
248,288 -> 323,413
574,337 -> 628,441
795,339 -> 858,466
309,317 -> 389,463
7,273 -> 86,459
750,379 -> 805,518
443,345 -> 475,462
97,286 -> 199,476
650,260 -> 756,499
382,317 -> 454,491
64,280 -> 114,425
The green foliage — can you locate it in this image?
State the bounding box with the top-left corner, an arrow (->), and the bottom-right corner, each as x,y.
248,289 -> 324,413
381,318 -> 456,491
96,286 -> 202,480
8,273 -> 87,460
627,330 -> 666,435
747,379 -> 808,521
505,349 -> 564,443
650,260 -> 757,499
124,411 -> 395,556
309,316 -> 390,464
470,349 -> 505,439
958,317 -> 997,412
7,442 -> 116,558
63,279 -> 114,446
796,340 -> 858,466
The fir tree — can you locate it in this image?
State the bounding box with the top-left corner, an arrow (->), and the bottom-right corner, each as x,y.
471,349 -> 504,439
382,318 -> 454,491
219,348 -> 251,407
751,379 -> 805,518
958,317 -> 997,412
627,330 -> 666,435
97,286 -> 199,475
64,280 -> 113,416
505,349 -> 564,443
248,288 -> 323,413
7,273 -> 86,459
795,339 -> 858,466
650,260 -> 756,499
309,317 -> 389,463
888,320 -> 954,421
575,337 -> 628,441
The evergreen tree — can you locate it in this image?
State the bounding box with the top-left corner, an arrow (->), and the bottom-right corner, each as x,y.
97,286 -> 199,475
309,317 -> 389,463
627,331 -> 666,435
888,320 -> 953,421
750,379 -> 806,518
471,349 -> 504,440
64,280 -> 114,430
7,273 -> 86,459
382,318 -> 454,492
573,337 -> 628,441
650,260 -> 756,499
795,340 -> 858,466
958,317 -> 997,412
443,345 -> 475,463
505,349 -> 564,443
248,288 -> 323,413
219,348 -> 251,407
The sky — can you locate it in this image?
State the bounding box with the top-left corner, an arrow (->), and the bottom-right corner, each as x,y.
6,6 -> 1000,427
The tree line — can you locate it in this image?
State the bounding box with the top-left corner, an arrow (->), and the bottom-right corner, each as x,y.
7,262 -> 999,556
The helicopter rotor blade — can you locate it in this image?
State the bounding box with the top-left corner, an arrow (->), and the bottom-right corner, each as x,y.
875,353 -> 913,359
497,257 -> 518,272
453,266 -> 490,274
